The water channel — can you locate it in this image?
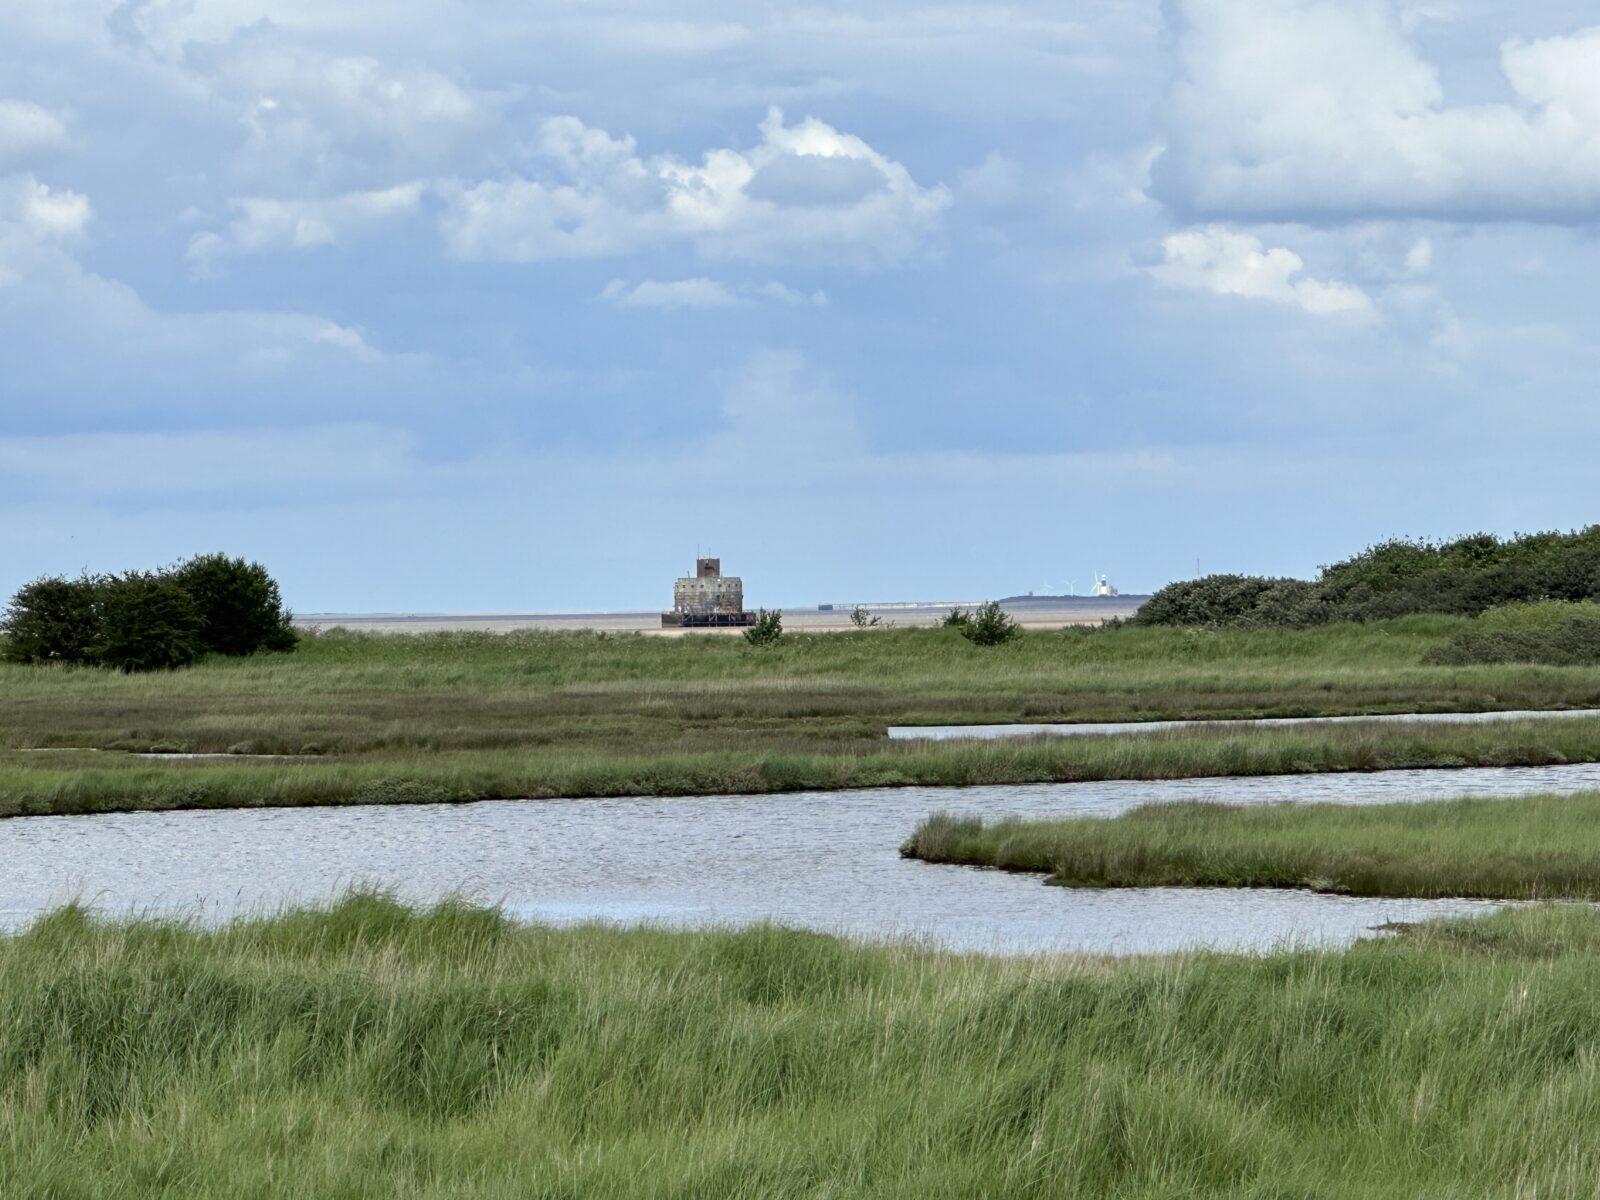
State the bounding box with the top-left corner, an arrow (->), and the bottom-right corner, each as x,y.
6,762 -> 1600,954
889,708 -> 1600,741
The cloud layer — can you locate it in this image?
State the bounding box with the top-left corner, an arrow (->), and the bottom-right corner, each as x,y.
1156,0 -> 1600,223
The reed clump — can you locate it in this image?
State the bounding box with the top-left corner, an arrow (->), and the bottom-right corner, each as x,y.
10,894 -> 1600,1196
903,791 -> 1600,899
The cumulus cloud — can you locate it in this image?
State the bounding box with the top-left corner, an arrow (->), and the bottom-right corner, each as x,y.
186,182 -> 425,274
1155,0 -> 1600,223
0,100 -> 68,165
1149,227 -> 1373,314
0,173 -> 90,240
441,107 -> 949,267
599,277 -> 827,310
0,172 -> 91,285
122,19 -> 490,188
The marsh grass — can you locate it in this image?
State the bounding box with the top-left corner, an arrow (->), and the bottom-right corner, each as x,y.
903,790 -> 1600,898
4,618 -> 1600,815
10,893 -> 1600,1196
5,715 -> 1600,817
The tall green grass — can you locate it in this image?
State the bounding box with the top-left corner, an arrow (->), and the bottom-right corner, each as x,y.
903,790 -> 1600,898
9,894 -> 1600,1197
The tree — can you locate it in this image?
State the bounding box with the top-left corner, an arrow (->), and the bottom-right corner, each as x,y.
97,571 -> 204,673
849,605 -> 881,627
959,600 -> 1021,646
744,608 -> 784,645
0,574 -> 102,664
169,553 -> 298,656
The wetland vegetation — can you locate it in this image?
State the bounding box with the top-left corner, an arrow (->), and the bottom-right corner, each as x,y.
3,615 -> 1600,815
11,893 -> 1600,1198
903,791 -> 1600,899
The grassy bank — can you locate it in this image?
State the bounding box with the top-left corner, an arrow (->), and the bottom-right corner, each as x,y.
4,617 -> 1600,815
903,791 -> 1600,898
5,716 -> 1600,817
10,894 -> 1600,1197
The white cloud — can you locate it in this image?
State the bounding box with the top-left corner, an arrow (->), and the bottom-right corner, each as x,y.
600,278 -> 739,310
0,172 -> 91,286
0,173 -> 90,240
1156,1 -> 1600,223
1149,227 -> 1373,315
441,107 -> 949,267
186,182 -> 425,274
0,100 -> 68,165
112,19 -> 491,188
599,277 -> 828,310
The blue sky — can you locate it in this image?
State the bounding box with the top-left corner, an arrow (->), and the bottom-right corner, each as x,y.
4,0 -> 1600,611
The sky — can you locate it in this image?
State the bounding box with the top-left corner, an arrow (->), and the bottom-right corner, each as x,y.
5,0 -> 1600,612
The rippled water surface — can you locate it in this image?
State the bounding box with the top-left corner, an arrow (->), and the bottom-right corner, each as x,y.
6,764 -> 1598,954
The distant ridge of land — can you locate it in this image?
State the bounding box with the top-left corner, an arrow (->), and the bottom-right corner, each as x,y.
295,595 -> 1148,635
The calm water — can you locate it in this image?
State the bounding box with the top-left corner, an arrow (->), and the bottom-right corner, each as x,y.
7,763 -> 1599,954
889,709 -> 1600,741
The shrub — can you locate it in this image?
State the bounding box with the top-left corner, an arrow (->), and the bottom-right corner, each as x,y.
941,607 -> 970,629
1133,575 -> 1319,629
743,609 -> 783,646
959,600 -> 1021,646
1424,618 -> 1600,666
849,605 -> 881,628
169,553 -> 298,656
96,572 -> 205,673
0,574 -> 102,664
3,553 -> 297,672
1135,526 -> 1600,628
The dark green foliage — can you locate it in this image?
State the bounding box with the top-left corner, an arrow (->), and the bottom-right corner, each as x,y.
959,600 -> 1021,646
1425,617 -> 1600,666
744,608 -> 784,645
2,553 -> 296,672
941,607 -> 970,628
1136,527 -> 1600,628
0,574 -> 102,664
97,572 -> 204,673
169,553 -> 298,656
1130,575 -> 1324,629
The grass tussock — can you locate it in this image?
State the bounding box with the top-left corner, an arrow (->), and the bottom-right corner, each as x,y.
903,790 -> 1600,899
10,894 -> 1600,1196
